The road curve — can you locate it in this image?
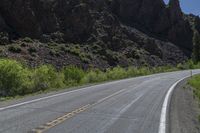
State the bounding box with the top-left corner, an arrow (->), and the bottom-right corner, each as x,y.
0,70 -> 199,133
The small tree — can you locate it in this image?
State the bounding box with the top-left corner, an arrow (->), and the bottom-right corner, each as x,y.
33,65 -> 65,91
0,59 -> 31,96
62,66 -> 85,85
192,31 -> 200,63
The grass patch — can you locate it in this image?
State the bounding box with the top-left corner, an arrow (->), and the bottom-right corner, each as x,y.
189,75 -> 200,101
188,75 -> 200,123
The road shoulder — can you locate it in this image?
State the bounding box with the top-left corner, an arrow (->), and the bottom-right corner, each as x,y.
169,78 -> 200,133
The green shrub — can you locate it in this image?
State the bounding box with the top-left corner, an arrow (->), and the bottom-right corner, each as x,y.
65,45 -> 91,63
137,67 -> 151,75
23,37 -> 33,43
8,45 -> 21,53
150,65 -> 178,74
189,75 -> 200,100
95,70 -> 108,82
80,56 -> 90,63
195,62 -> 200,68
62,66 -> 85,85
188,60 -> 195,69
106,66 -> 127,80
0,48 -> 3,53
1,58 -> 200,99
49,49 -> 60,57
67,45 -> 81,56
21,43 -> 28,47
81,69 -> 107,83
177,63 -> 185,70
32,65 -> 65,91
0,59 -> 32,96
28,47 -> 37,53
81,71 -> 98,83
126,67 -> 141,77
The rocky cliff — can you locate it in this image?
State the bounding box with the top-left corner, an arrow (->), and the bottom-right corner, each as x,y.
0,0 -> 198,68
112,0 -> 193,50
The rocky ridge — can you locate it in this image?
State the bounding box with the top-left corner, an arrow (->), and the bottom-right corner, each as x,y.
0,0 -> 199,68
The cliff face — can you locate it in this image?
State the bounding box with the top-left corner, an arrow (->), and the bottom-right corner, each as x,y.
112,0 -> 193,50
0,0 -> 104,42
0,0 -> 198,68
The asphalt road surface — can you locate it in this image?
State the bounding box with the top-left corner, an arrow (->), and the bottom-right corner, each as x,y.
0,70 -> 199,133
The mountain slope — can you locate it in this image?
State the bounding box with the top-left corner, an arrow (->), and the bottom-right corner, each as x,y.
0,0 -> 199,68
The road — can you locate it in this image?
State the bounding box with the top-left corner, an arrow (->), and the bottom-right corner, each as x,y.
0,70 -> 199,133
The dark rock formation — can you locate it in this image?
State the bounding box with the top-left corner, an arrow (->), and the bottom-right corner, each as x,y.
0,14 -> 6,31
112,0 -> 193,51
0,0 -> 199,68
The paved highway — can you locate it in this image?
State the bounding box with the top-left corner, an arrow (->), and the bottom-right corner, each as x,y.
0,70 -> 199,133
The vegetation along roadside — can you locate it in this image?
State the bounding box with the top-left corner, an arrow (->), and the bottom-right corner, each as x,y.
0,59 -> 200,101
188,75 -> 200,122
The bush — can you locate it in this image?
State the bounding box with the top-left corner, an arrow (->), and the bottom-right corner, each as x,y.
189,75 -> 200,101
28,47 -> 37,53
186,60 -> 196,69
137,67 -> 151,75
106,66 -> 127,80
62,66 -> 85,85
177,63 -> 185,70
23,37 -> 33,43
126,67 -> 142,77
8,45 -> 21,53
1,58 -> 200,98
65,45 -> 91,63
49,49 -> 60,57
32,65 -> 65,91
0,59 -> 32,96
81,69 -> 107,83
0,48 -> 3,53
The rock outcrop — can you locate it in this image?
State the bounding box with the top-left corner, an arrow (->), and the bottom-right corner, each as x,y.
0,0 -> 199,68
112,0 -> 193,51
0,14 -> 6,31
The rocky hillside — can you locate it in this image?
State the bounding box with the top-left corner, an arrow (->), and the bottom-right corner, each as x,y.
0,0 -> 199,69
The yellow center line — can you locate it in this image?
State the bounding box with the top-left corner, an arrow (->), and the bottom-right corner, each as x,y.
30,104 -> 90,133
30,89 -> 127,133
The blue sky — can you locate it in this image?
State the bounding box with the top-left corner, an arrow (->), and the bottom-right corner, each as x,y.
164,0 -> 200,16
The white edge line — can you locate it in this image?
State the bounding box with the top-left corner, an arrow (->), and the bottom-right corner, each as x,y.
0,89 -> 81,111
0,83 -> 113,111
0,73 -> 155,111
0,71 -> 198,112
158,73 -> 198,133
0,77 -> 133,111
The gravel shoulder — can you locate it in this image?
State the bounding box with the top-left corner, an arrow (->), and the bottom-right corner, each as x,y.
169,78 -> 200,133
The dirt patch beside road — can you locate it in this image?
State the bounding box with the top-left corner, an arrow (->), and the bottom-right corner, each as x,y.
169,79 -> 200,133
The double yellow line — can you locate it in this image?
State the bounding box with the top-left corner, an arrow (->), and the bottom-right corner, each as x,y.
30,89 -> 127,133
31,104 -> 90,133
